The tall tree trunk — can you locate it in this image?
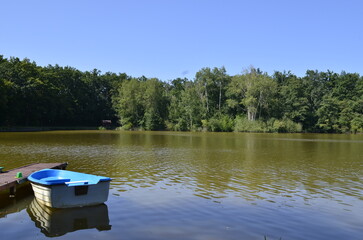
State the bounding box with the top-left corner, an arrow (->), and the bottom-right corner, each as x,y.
205,84 -> 209,113
247,107 -> 256,121
219,82 -> 222,112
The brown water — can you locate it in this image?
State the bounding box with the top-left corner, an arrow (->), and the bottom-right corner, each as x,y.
0,131 -> 362,240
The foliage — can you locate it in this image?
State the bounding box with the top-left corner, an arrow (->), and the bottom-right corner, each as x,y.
112,77 -> 168,130
227,67 -> 277,121
166,80 -> 203,131
234,116 -> 267,132
274,71 -> 309,124
1,55 -> 362,134
195,67 -> 230,118
0,56 -> 123,127
271,118 -> 303,133
204,114 -> 234,132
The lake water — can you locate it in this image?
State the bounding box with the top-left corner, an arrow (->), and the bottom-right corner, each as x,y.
0,131 -> 362,240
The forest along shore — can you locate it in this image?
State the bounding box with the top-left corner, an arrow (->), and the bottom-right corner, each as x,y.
1,55 -> 362,133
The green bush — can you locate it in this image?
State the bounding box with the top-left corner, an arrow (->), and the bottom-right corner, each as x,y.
205,114 -> 234,132
165,119 -> 189,131
234,116 -> 267,132
120,122 -> 133,130
272,118 -> 302,133
234,116 -> 302,133
350,113 -> 363,133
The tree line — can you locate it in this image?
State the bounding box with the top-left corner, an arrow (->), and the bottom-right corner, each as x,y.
1,55 -> 362,133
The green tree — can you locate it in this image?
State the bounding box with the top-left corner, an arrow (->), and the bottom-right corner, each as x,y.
332,72 -> 360,100
167,78 -> 188,130
181,82 -> 204,130
227,67 -> 277,121
274,71 -> 309,127
142,78 -> 168,130
167,80 -> 203,131
195,67 -> 230,118
113,78 -> 145,129
0,78 -> 10,125
316,94 -> 340,132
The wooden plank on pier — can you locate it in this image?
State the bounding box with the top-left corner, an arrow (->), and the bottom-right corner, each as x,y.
0,163 -> 68,193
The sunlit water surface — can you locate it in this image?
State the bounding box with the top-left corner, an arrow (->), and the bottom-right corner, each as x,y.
0,131 -> 362,240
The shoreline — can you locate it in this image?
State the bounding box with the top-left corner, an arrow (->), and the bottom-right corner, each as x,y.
0,126 -> 99,132
0,126 -> 361,134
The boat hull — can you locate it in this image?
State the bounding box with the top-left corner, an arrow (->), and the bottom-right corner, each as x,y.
31,181 -> 110,208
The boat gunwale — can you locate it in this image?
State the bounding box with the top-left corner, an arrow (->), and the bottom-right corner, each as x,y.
28,169 -> 112,186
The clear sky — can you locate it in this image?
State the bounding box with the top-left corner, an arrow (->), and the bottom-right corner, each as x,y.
1,0 -> 362,81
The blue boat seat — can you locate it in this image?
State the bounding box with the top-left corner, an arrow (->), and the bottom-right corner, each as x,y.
42,177 -> 71,184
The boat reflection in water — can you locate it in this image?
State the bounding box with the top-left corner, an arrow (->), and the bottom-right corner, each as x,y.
27,198 -> 111,237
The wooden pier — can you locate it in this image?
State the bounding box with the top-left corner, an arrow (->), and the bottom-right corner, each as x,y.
0,163 -> 68,197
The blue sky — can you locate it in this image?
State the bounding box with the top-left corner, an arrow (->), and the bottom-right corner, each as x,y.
1,0 -> 363,80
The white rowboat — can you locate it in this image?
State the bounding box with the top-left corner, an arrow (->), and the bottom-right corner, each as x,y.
28,169 -> 111,208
